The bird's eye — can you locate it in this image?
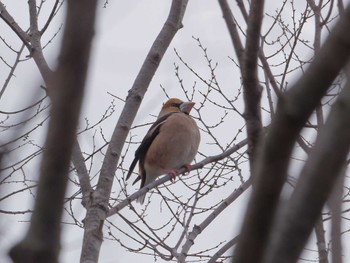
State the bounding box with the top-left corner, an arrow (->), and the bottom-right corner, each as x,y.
171,102 -> 181,108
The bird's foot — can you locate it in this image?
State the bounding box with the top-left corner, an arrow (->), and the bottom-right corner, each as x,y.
164,169 -> 179,182
181,163 -> 192,175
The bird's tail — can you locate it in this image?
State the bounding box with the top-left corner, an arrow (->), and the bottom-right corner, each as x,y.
126,157 -> 138,181
136,193 -> 146,205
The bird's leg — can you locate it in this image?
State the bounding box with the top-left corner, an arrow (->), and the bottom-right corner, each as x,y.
181,163 -> 192,175
164,164 -> 192,182
164,169 -> 179,182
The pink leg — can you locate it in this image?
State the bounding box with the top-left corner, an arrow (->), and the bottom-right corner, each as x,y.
164,164 -> 192,182
164,169 -> 179,182
181,163 -> 192,175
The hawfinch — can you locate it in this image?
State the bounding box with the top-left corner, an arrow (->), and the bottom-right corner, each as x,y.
126,98 -> 201,204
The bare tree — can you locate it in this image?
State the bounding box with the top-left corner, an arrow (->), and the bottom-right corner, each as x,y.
1,1 -> 350,263
2,0 -> 98,262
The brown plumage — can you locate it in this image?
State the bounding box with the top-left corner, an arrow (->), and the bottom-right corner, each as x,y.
126,98 -> 201,204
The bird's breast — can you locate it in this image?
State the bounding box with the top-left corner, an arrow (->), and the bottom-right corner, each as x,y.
145,113 -> 200,172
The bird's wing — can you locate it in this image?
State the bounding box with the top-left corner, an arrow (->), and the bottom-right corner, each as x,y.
126,113 -> 176,184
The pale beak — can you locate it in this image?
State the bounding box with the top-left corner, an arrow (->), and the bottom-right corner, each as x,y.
180,101 -> 195,114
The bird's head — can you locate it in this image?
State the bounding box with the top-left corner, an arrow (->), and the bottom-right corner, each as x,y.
158,98 -> 195,118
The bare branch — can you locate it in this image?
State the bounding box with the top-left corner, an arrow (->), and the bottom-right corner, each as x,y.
178,178 -> 251,263
80,1 -> 190,262
27,0 -> 53,82
107,138 -> 248,217
40,0 -> 61,35
0,43 -> 25,99
328,169 -> 345,263
72,142 -> 93,208
218,0 -> 244,65
208,235 -> 240,263
263,77 -> 350,262
239,0 -> 265,167
234,5 -> 350,263
219,0 -> 264,168
314,217 -> 329,263
9,0 -> 98,262
0,2 -> 31,49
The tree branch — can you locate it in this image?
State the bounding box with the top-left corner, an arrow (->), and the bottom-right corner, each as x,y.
178,178 -> 251,263
314,216 -> 329,263
233,5 -> 350,263
80,1 -> 189,262
218,0 -> 264,168
240,0 -> 264,167
9,0 -> 98,262
27,0 -> 53,83
208,235 -> 240,263
40,0 -> 60,35
0,2 -> 31,49
328,168 -> 345,263
263,77 -> 350,263
107,138 -> 248,217
218,0 -> 244,65
72,142 -> 93,208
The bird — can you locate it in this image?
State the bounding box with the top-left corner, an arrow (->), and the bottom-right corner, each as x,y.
126,98 -> 201,204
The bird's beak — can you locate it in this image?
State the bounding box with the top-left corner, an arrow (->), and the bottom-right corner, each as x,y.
180,101 -> 195,114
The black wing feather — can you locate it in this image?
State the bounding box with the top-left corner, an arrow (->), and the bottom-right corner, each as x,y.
126,113 -> 175,184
